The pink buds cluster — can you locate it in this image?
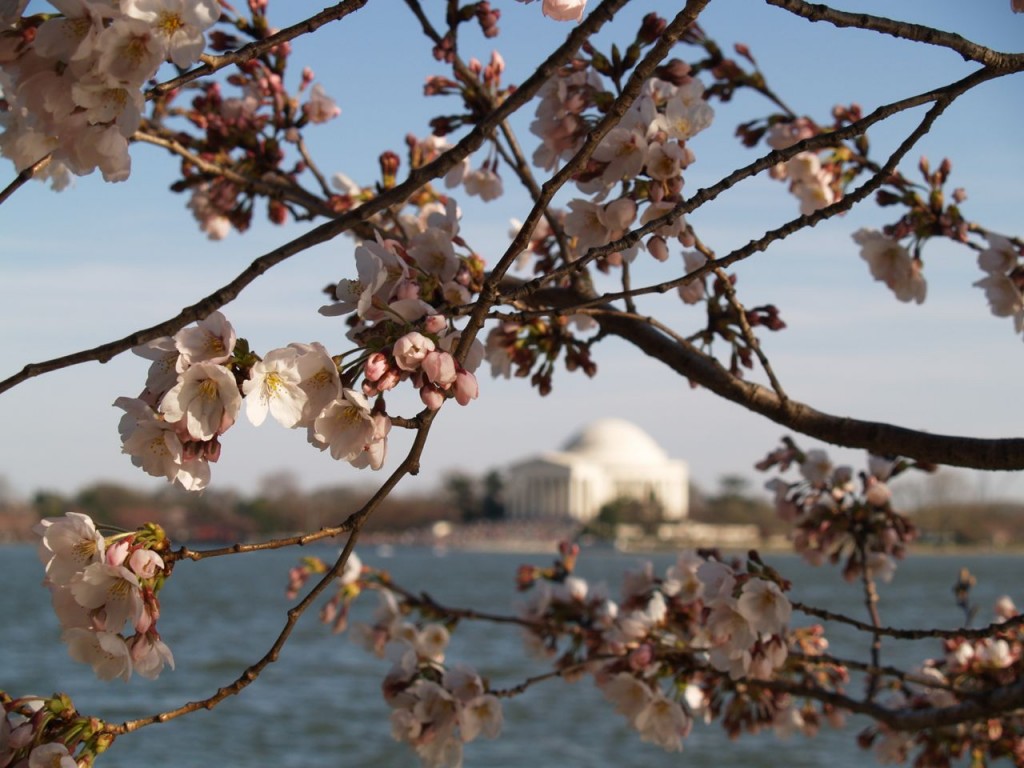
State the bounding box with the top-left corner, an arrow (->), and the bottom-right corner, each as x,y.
34,513 -> 174,681
758,440 -> 921,580
1,691 -> 114,768
517,545 -> 799,752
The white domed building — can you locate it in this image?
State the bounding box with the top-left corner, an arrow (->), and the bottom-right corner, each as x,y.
504,418 -> 688,522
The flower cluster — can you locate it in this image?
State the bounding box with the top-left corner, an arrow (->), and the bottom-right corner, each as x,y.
757,439 -> 922,580
116,311 -> 241,491
859,597 -> 1024,766
34,512 -> 174,681
852,228 -> 926,305
1,691 -> 114,768
0,0 -> 220,185
528,46 -> 712,270
383,660 -> 503,768
117,310 -> 394,489
763,116 -> 840,217
973,232 -> 1024,337
288,553 -> 504,768
286,551 -> 365,634
320,201 -> 485,412
517,544 -> 804,752
170,33 -> 343,238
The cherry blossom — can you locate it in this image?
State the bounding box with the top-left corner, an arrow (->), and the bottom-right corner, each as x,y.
114,396 -> 187,484
70,562 -> 144,632
393,332 -> 436,371
974,274 -> 1024,332
736,578 -> 792,636
516,0 -> 587,23
633,693 -> 691,752
852,228 -> 926,304
243,347 -> 310,428
160,361 -> 241,441
27,742 -> 77,768
174,311 -> 236,367
302,83 -> 340,124
63,628 -> 132,681
312,389 -> 377,463
120,0 -> 219,68
34,512 -> 105,586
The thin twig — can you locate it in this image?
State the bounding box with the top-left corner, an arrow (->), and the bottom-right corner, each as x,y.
793,601 -> 1024,641
711,264 -> 789,403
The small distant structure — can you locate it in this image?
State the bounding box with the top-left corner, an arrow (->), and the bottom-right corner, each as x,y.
504,418 -> 688,523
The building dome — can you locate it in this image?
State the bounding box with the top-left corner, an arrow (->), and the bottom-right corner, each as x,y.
561,418 -> 668,465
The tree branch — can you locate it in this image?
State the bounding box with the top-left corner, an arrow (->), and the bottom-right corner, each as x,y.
0,0 -> 629,396
764,0 -> 1024,69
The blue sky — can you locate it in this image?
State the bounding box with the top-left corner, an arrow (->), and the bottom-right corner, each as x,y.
1,0 -> 1022,502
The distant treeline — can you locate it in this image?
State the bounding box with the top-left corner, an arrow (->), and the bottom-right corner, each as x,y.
0,470 -> 508,543
0,471 -> 1020,547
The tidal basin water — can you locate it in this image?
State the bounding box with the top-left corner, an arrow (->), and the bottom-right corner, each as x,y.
2,544 -> 1020,767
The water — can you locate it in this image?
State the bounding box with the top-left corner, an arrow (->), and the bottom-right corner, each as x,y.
2,544 -> 1020,767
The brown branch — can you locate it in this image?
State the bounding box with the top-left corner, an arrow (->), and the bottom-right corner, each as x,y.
385,584 -> 547,631
752,675 -> 1024,733
711,264 -> 788,403
496,72 -> 1024,470
596,300 -> 1024,469
0,0 -> 627,397
132,129 -> 338,219
858,542 -> 884,700
402,0 -> 577,282
145,0 -> 371,100
110,536 -> 357,733
764,0 -> 1024,69
456,0 -> 713,363
171,526 -> 353,562
0,154 -> 53,206
794,601 -> 1024,641
505,66 -> 1005,305
111,407 -> 439,734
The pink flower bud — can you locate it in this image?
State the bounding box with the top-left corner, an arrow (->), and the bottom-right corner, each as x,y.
364,352 -> 389,382
377,369 -> 402,392
107,539 -> 130,567
393,332 -> 435,371
422,350 -> 457,389
423,314 -> 448,335
420,384 -> 445,410
454,369 -> 479,405
647,235 -> 669,262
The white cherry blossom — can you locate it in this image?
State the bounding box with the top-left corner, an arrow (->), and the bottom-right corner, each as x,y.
853,228 -> 926,304
313,389 -> 376,461
62,628 -> 132,681
634,693 -> 691,752
736,578 -> 792,636
174,311 -> 236,367
121,0 -> 219,68
70,562 -> 143,632
27,743 -> 76,768
976,232 -> 1019,274
458,694 -> 503,742
115,396 -> 186,483
34,512 -> 105,586
160,361 -> 241,441
243,347 -> 309,428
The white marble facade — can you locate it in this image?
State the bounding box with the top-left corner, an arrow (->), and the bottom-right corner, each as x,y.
504,419 -> 688,522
